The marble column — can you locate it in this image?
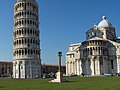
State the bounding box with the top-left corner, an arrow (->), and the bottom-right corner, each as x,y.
50,52 -> 64,83
58,52 -> 62,72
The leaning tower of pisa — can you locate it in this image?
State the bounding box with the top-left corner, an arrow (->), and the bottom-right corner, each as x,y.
13,0 -> 41,79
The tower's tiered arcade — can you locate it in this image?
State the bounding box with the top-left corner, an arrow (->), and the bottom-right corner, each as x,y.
13,0 -> 41,78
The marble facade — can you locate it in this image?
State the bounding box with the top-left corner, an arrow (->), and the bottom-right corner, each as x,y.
66,16 -> 120,76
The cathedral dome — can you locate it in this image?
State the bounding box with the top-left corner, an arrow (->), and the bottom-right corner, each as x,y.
98,16 -> 113,27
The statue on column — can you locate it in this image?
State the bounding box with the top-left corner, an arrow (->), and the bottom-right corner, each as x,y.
49,52 -> 67,83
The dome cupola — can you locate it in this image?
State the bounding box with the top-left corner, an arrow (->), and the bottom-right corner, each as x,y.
98,16 -> 113,27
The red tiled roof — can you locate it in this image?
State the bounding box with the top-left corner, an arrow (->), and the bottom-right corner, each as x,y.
0,61 -> 12,64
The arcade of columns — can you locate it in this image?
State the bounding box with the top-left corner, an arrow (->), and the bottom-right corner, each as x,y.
66,39 -> 117,76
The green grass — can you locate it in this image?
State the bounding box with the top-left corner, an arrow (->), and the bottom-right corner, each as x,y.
0,76 -> 120,90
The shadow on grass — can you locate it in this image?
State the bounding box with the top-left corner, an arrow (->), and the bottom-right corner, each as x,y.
0,86 -> 5,89
59,79 -> 78,83
67,80 -> 78,83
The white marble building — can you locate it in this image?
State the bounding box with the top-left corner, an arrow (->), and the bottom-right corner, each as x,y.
66,16 -> 120,76
13,0 -> 41,79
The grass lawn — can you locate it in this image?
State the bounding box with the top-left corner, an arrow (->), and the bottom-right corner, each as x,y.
0,76 -> 120,90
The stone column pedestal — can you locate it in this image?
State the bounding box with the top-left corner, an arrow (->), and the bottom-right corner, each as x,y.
50,72 -> 63,83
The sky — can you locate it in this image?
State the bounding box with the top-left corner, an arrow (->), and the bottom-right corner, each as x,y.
0,0 -> 120,65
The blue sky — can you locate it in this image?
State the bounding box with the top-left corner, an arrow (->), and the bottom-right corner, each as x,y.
0,0 -> 120,65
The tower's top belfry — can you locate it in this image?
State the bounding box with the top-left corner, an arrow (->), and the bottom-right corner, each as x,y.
15,0 -> 38,6
16,0 -> 36,2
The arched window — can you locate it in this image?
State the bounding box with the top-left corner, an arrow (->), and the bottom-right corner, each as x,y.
17,40 -> 18,45
27,20 -> 29,24
22,50 -> 24,55
27,29 -> 29,34
17,21 -> 19,26
25,39 -> 27,44
33,21 -> 34,25
28,39 -> 29,43
25,49 -> 27,55
22,39 -> 23,44
28,49 -> 30,54
27,11 -> 29,15
17,30 -> 19,35
19,12 -> 21,16
31,49 -> 33,54
19,21 -> 21,26
22,11 -> 23,16
22,29 -> 23,34
25,20 -> 26,25
31,39 -> 32,43
25,11 -> 26,16
27,2 -> 29,6
30,20 -> 32,24
25,29 -> 26,35
17,13 -> 19,17
35,22 -> 36,25
22,20 -> 24,25
111,60 -> 114,69
25,3 -> 26,10
18,4 -> 20,8
17,50 -> 19,55
34,49 -> 35,54
19,40 -> 21,45
20,3 -> 22,8
19,50 -> 21,55
90,48 -> 92,55
30,29 -> 32,34
30,12 -> 32,16
37,33 -> 39,37
30,3 -> 31,6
